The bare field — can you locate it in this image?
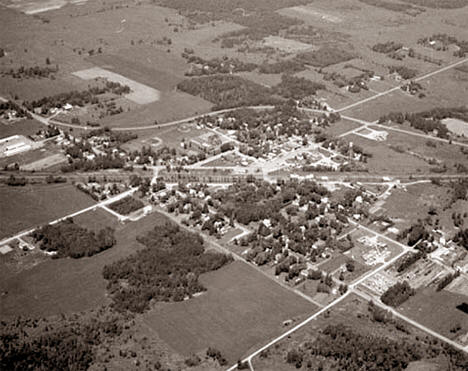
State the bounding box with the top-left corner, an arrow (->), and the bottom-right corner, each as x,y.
73,67 -> 161,104
142,261 -> 317,364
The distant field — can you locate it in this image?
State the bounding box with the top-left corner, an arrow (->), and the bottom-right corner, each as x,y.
281,5 -> 343,23
0,183 -> 94,239
88,50 -> 186,92
0,119 -> 44,139
262,36 -> 314,53
0,0 -> 87,14
0,212 -> 167,318
98,90 -> 213,129
142,261 -> 317,363
73,67 -> 161,104
344,133 -> 430,173
443,118 -> 468,137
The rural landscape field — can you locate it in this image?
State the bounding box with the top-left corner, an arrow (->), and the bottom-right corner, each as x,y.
1,0 -> 468,370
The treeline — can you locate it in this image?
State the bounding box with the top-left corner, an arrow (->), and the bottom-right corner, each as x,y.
258,59 -> 306,74
1,64 -> 59,79
103,222 -> 233,312
184,55 -> 256,76
284,323 -> 468,370
273,74 -> 325,100
6,175 -> 27,186
0,100 -> 30,118
296,45 -> 355,68
454,228 -> 468,250
397,251 -> 425,272
419,33 -> 468,57
24,81 -> 131,114
61,153 -> 125,172
372,41 -> 403,54
31,218 -> 116,258
437,271 -> 460,291
377,108 -> 467,139
82,127 -> 137,144
381,280 -> 415,307
178,73 -> 326,110
108,196 -> 144,215
389,65 -> 419,79
177,75 -> 279,110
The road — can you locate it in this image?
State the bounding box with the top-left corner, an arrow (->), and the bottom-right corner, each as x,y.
0,187 -> 135,246
353,289 -> 468,353
335,57 -> 468,113
226,217 -> 468,370
158,208 -> 324,308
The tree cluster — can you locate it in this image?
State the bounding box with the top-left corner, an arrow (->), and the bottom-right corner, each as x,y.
102,222 -> 233,312
31,218 -> 116,258
108,196 -> 144,215
381,280 -> 415,307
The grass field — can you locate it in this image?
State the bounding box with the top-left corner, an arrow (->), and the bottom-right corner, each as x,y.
345,133 -> 431,173
142,260 -> 317,363
0,119 -> 44,139
0,212 -> 167,319
0,183 -> 94,239
398,287 -> 468,343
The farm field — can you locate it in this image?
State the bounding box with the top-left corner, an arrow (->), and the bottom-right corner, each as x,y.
379,128 -> 468,171
0,119 -> 44,139
382,182 -> 451,228
398,287 -> 468,344
0,211 -> 167,319
72,67 -> 161,104
99,90 -> 213,129
344,133 -> 431,173
0,183 -> 94,239
142,260 -> 317,364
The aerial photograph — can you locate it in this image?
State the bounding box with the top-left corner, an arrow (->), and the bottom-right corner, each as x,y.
0,0 -> 467,370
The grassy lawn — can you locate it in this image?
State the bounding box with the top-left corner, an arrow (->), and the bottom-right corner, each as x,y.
142,260 -> 317,363
0,184 -> 95,239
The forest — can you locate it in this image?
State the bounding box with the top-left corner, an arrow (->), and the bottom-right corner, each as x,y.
283,323 -> 468,370
102,222 -> 233,312
0,308 -> 125,371
177,75 -> 278,110
108,196 -> 144,215
381,281 -> 415,307
31,218 -> 116,258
